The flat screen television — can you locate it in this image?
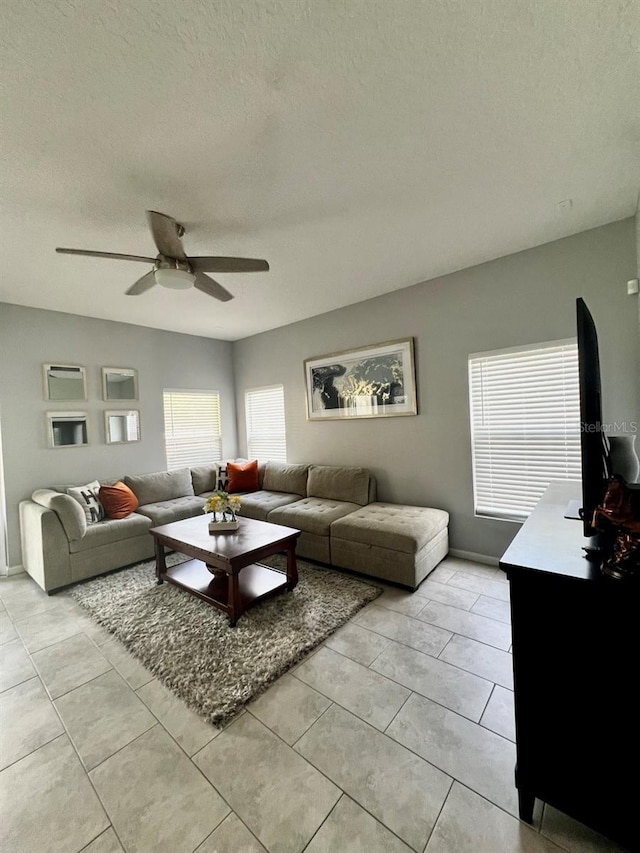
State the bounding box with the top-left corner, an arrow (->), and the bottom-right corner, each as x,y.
576,297 -> 611,540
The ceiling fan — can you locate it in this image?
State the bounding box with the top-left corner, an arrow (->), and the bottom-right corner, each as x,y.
56,210 -> 269,301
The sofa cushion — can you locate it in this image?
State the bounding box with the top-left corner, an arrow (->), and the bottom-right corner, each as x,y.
330,502 -> 449,554
268,497 -> 360,537
99,481 -> 139,519
190,464 -> 219,495
227,460 -> 259,493
136,496 -> 206,526
307,465 -> 371,506
66,481 -> 105,524
31,489 -> 87,541
124,469 -> 194,506
237,491 -> 303,522
262,462 -> 309,497
69,512 -> 152,553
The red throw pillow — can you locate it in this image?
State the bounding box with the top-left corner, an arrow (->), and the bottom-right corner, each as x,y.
227,460 -> 259,493
99,481 -> 139,519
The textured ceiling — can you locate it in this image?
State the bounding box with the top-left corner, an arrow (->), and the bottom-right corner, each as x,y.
1,0 -> 638,340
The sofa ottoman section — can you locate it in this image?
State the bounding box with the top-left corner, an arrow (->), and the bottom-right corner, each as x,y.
268,497 -> 361,563
330,502 -> 449,589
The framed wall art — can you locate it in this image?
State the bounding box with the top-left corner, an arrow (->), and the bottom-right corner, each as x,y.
104,410 -> 141,444
102,367 -> 138,401
42,364 -> 87,401
304,338 -> 417,420
46,411 -> 89,448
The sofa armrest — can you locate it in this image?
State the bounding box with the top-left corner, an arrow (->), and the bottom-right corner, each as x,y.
19,500 -> 72,592
31,489 -> 87,541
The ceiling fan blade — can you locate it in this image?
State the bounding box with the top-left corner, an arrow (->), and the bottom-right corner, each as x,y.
56,248 -> 155,263
125,271 -> 157,296
146,210 -> 186,259
193,272 -> 234,302
189,256 -> 269,273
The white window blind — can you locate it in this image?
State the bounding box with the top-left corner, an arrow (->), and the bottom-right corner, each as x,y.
163,390 -> 222,470
468,340 -> 580,521
245,385 -> 287,463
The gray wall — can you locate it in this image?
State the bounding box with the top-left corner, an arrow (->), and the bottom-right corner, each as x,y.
0,305 -> 237,567
233,218 -> 640,560
2,219 -> 637,568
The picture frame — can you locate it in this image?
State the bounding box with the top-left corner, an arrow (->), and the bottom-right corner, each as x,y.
104,410 -> 141,444
101,367 -> 138,402
304,338 -> 417,420
46,411 -> 89,448
42,363 -> 87,402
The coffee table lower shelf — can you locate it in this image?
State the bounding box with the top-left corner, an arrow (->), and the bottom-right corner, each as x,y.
162,559 -> 289,625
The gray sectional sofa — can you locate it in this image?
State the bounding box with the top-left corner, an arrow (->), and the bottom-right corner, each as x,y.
19,461 -> 449,593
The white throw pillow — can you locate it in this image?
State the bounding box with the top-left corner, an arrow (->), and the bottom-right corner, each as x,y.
67,480 -> 105,524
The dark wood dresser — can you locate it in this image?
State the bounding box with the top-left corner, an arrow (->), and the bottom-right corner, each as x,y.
500,481 -> 636,850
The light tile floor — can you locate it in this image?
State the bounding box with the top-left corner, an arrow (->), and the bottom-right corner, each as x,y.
0,557 -> 629,853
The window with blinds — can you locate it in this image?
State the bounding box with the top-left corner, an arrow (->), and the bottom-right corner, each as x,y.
163,390 -> 222,471
245,385 -> 287,463
468,339 -> 580,521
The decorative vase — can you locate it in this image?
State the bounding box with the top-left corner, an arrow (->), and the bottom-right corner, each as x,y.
208,516 -> 239,533
608,435 -> 640,483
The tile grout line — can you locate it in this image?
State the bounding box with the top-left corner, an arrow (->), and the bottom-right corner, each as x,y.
2,621 -> 125,853
421,774 -> 455,853
412,605 -> 512,651
299,639 -> 496,727
37,660 -> 116,704
77,824 -> 125,853
288,683 -> 519,823
192,811 -> 266,853
0,728 -> 67,775
358,599 -> 514,654
325,611 -> 516,703
290,702 -> 436,853
133,680 -> 222,760
290,700 -> 448,853
2,564 -> 525,853
299,793 -> 345,853
331,612 -> 514,688
1,574 -> 588,852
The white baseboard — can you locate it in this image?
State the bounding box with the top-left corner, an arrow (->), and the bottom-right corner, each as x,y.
448,549 -> 499,567
6,564 -> 25,576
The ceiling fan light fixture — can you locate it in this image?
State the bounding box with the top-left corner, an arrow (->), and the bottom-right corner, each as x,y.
154,267 -> 195,289
57,211 -> 266,301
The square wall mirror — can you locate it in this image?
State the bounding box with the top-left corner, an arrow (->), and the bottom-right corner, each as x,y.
102,367 -> 138,401
46,412 -> 89,448
105,410 -> 140,444
43,364 -> 87,401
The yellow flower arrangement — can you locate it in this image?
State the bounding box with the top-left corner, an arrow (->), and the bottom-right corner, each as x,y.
204,491 -> 242,521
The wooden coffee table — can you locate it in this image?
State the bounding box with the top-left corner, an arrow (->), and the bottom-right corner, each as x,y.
150,515 -> 301,626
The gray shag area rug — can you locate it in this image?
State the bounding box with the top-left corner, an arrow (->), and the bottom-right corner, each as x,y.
71,553 -> 381,726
